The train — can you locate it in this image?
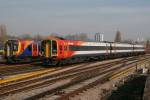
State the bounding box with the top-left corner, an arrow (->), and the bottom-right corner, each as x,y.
4,37 -> 146,65
41,37 -> 146,65
4,39 -> 41,63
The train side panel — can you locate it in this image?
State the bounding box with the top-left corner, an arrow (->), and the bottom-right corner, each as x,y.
56,40 -> 111,63
110,43 -> 133,57
4,39 -> 41,63
42,38 -> 146,66
133,44 -> 145,55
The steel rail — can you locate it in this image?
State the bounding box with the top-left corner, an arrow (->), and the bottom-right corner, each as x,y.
25,56 -> 150,100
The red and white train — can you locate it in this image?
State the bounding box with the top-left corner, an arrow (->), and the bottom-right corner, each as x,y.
41,37 -> 146,65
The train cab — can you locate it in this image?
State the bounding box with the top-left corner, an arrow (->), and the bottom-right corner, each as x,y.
41,39 -> 58,65
42,40 -> 57,58
4,39 -> 41,63
4,40 -> 19,58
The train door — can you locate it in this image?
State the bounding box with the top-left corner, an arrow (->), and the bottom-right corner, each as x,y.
133,45 -> 138,55
5,42 -> 13,57
112,43 -> 117,54
52,40 -> 57,56
64,41 -> 68,58
106,43 -> 109,55
45,41 -> 51,58
6,44 -> 10,56
41,40 -> 50,58
110,43 -> 112,55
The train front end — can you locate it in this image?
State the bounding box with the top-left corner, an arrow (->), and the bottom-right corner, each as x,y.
41,39 -> 58,65
4,40 -> 20,63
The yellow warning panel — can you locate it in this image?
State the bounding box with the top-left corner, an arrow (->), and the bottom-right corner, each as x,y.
46,42 -> 50,58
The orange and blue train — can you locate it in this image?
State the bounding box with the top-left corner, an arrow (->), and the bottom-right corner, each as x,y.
4,39 -> 41,63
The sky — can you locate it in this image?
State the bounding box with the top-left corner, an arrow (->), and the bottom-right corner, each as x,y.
0,0 -> 150,41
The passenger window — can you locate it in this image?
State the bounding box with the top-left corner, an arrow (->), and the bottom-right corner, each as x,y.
52,41 -> 57,54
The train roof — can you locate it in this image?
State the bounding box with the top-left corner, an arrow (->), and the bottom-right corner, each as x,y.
45,36 -> 145,46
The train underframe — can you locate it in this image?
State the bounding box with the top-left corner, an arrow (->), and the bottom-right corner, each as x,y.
43,52 -> 145,66
6,56 -> 41,64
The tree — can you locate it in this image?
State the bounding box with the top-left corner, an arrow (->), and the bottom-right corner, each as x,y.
0,24 -> 7,43
114,30 -> 122,42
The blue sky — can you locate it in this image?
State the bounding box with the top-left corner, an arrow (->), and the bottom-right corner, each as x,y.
0,0 -> 150,41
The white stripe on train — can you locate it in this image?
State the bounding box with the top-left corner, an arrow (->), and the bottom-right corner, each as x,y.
75,51 -> 110,55
74,49 -> 144,55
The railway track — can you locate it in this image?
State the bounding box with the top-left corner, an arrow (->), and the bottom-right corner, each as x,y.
24,57 -> 147,100
0,59 -> 121,77
0,55 -> 144,76
0,62 -> 6,66
0,62 -> 44,76
1,55 -> 148,99
55,57 -> 150,100
0,59 -> 123,95
0,63 -> 35,70
0,56 -> 133,77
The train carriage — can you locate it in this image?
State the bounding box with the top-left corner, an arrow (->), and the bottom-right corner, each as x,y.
110,43 -> 134,57
42,37 -> 110,65
133,44 -> 146,55
4,39 -> 41,63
